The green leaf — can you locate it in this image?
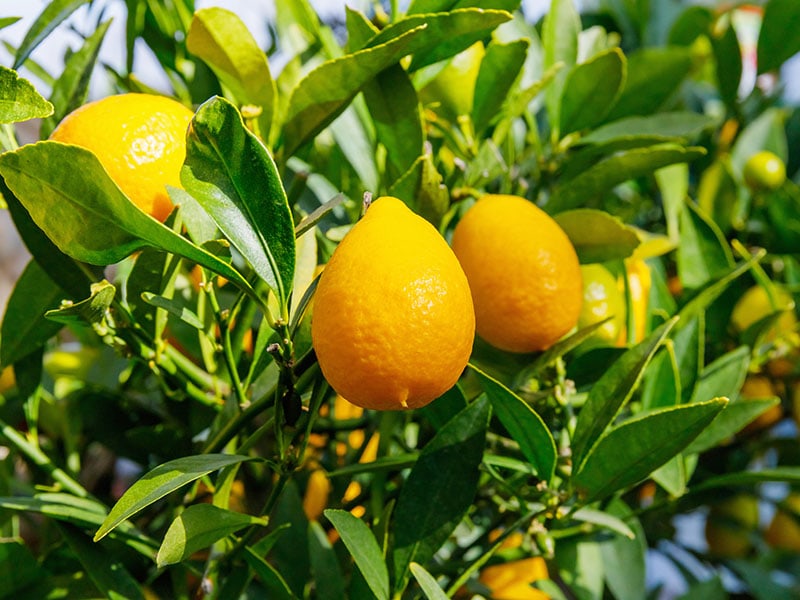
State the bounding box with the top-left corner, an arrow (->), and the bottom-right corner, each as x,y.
471,366 -> 556,482
95,454 -> 252,541
242,547 -> 297,600
0,66 -> 53,123
571,506 -> 635,539
668,6 -> 713,46
549,144 -> 706,213
183,96 -> 295,309
329,104 -> 379,192
40,20 -> 111,139
574,399 -> 728,502
389,153 -> 449,225
13,0 -> 89,69
0,260 -> 64,367
45,280 -> 115,326
0,141 -> 256,296
578,112 -> 718,147
711,17 -> 742,112
543,0 -> 581,137
324,509 -> 389,600
572,318 -> 677,471
407,0 -> 520,13
308,521 -> 346,600
730,107 -> 788,176
676,201 -> 734,289
157,504 -> 267,567
690,346 -> 750,406
281,25 -> 424,157
364,64 -> 423,184
367,9 -> 512,72
686,396 -> 779,454
554,209 -> 640,263
472,39 -> 529,134
410,563 -> 450,600
0,493 -> 107,528
560,48 -> 626,136
599,500 -> 647,600
603,47 -> 693,122
187,7 -> 276,140
554,536 -> 605,600
392,396 -> 490,588
693,467 -> 800,491
757,0 -> 800,74
59,523 -> 145,600
0,540 -> 46,597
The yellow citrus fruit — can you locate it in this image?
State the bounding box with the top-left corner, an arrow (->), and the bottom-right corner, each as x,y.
478,556 -> 550,600
617,258 -> 652,345
0,366 -> 15,394
311,197 -> 475,411
739,375 -> 783,435
765,492 -> 800,552
743,150 -> 786,191
451,194 -> 582,353
704,494 -> 759,558
302,469 -> 331,522
49,93 -> 194,221
731,284 -> 796,339
578,264 -> 626,346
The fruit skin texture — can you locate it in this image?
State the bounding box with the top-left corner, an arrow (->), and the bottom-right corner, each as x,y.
451,194 -> 582,353
765,492 -> 800,552
49,93 -> 194,221
743,150 -> 786,191
311,196 -> 475,411
578,264 -> 626,346
704,494 -> 759,558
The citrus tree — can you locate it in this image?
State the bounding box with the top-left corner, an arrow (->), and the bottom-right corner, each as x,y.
1,0 -> 799,598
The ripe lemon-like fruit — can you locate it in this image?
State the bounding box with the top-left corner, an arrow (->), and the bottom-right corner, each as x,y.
731,284 -> 796,341
478,556 -> 550,600
451,194 -> 582,353
578,264 -> 626,347
617,258 -> 652,345
49,93 -> 194,221
705,494 -> 759,558
311,197 -> 475,411
765,492 -> 800,552
743,150 -> 786,192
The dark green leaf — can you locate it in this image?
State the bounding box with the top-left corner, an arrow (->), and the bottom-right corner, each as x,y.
542,0 -> 580,136
364,64 -> 423,184
0,66 -> 53,123
281,25 -> 423,157
757,0 -> 800,74
603,47 -> 693,122
572,319 -> 677,471
0,260 -> 64,367
471,366 -> 556,482
560,48 -> 626,136
668,6 -> 713,46
554,536 -> 605,600
0,141 -> 255,296
324,509 -> 389,600
367,9 -> 512,72
687,397 -> 779,454
410,563 -> 450,600
59,523 -> 145,600
389,153 -> 449,225
472,39 -> 529,134
41,20 -> 111,139
550,144 -> 706,213
0,492 -> 106,528
13,0 -> 88,69
711,18 -> 742,112
0,540 -> 45,597
392,396 -> 489,588
690,346 -> 749,406
242,547 -> 297,600
693,467 -> 800,491
139,292 -> 204,330
157,504 -> 267,567
578,112 -> 718,147
677,576 -> 727,600
45,280 -> 115,326
407,0 -> 520,13
677,201 -> 734,289
600,500 -> 647,600
187,7 -> 276,140
309,521 -> 346,600
573,399 -> 728,502
554,209 -> 640,263
95,454 -> 253,541
729,560 -> 796,600
183,96 -> 295,308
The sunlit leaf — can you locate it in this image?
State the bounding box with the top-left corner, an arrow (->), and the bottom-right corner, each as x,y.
542,0 -> 580,137
560,48 -> 626,135
13,0 -> 88,69
554,209 -> 640,263
0,66 -> 53,124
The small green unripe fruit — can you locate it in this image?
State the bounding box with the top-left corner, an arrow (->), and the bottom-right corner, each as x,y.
743,150 -> 786,191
